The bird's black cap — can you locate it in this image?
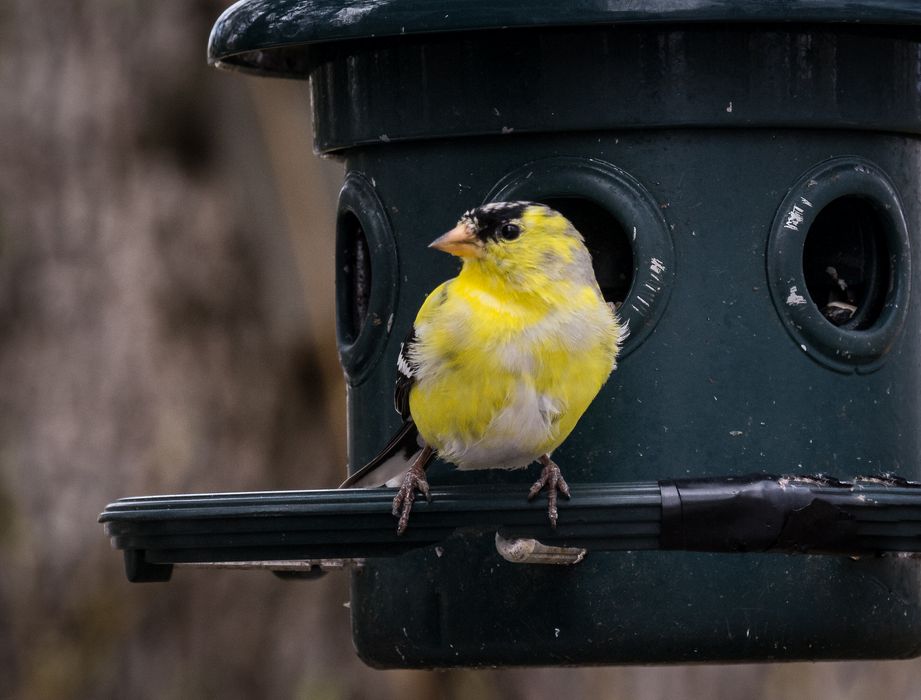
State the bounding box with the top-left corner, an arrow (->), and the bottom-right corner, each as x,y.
461,201 -> 533,242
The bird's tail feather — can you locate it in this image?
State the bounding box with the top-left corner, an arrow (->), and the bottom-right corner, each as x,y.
339,420 -> 423,489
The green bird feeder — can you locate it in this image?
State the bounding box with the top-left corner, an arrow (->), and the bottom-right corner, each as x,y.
101,0 -> 921,667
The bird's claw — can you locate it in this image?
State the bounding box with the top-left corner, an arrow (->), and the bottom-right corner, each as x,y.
527,459 -> 571,528
392,464 -> 431,535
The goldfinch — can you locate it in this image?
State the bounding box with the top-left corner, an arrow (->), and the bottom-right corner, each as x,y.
341,202 -> 623,534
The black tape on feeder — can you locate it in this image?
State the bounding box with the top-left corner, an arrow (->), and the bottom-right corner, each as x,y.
659,475 -> 860,553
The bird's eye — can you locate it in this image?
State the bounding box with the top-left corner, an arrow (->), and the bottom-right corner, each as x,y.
500,223 -> 520,240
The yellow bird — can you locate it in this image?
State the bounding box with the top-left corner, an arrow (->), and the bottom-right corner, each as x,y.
341,202 -> 623,534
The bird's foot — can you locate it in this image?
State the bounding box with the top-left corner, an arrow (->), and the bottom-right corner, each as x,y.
392,462 -> 431,535
527,456 -> 571,528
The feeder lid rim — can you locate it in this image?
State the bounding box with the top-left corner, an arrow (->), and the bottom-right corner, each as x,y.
209,0 -> 921,78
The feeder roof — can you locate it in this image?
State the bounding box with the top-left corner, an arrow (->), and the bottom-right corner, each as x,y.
209,0 -> 921,78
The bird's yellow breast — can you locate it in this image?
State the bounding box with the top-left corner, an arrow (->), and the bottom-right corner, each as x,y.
408,257 -> 620,470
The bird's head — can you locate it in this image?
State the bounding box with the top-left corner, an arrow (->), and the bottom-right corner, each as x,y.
429,201 -> 594,291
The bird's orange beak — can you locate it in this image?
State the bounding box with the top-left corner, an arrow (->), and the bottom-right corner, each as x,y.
429,222 -> 483,258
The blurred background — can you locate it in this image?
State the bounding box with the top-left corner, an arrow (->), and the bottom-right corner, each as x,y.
2,2 -> 921,698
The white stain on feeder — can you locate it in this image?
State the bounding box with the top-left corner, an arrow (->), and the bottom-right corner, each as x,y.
783,197 -> 813,231
783,205 -> 806,231
331,0 -> 385,24
629,258 -> 667,317
786,286 -> 807,306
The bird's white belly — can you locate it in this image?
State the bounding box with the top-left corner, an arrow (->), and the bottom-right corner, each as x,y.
438,383 -> 559,470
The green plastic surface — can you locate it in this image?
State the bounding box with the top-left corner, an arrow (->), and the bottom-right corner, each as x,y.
308,26 -> 921,152
337,128 -> 921,666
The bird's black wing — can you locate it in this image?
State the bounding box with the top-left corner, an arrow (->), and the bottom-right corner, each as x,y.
339,327 -> 423,489
338,419 -> 421,488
